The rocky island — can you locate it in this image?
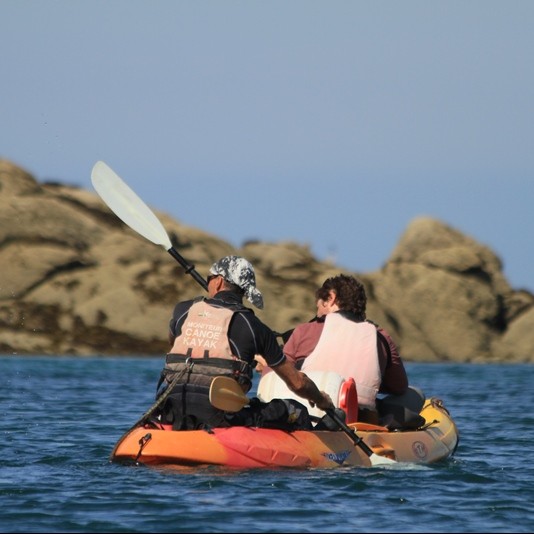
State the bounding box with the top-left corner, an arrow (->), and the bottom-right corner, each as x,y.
1,159 -> 532,362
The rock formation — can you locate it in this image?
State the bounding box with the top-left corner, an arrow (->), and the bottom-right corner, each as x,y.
1,159 -> 532,362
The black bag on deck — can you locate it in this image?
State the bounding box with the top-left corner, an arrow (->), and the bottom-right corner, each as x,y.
225,397 -> 313,431
158,383 -> 230,430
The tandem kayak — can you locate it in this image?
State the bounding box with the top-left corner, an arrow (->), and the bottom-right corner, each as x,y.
92,163 -> 459,469
110,372 -> 459,469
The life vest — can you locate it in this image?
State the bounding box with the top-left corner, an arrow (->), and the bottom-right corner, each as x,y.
301,313 -> 381,410
170,299 -> 235,358
162,299 -> 252,391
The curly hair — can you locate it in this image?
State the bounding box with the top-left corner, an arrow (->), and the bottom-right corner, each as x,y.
315,274 -> 367,320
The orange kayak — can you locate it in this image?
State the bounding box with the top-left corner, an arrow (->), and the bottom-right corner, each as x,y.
110,397 -> 458,469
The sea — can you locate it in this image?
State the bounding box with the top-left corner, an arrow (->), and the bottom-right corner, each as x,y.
1,356 -> 533,533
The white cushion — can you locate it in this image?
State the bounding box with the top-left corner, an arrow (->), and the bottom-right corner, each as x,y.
257,370 -> 345,419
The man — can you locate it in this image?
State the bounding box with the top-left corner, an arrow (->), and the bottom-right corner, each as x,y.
156,255 -> 334,429
282,274 -> 409,424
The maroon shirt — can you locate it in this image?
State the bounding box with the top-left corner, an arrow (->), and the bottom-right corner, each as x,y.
282,317 -> 408,395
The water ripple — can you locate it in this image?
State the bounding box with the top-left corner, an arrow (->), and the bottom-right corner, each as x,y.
1,358 -> 533,533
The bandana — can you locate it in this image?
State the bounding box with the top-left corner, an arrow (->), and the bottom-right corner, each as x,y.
209,255 -> 264,309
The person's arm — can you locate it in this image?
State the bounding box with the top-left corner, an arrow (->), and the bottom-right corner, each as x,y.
255,317 -> 332,408
377,328 -> 408,394
254,354 -> 270,375
272,359 -> 334,411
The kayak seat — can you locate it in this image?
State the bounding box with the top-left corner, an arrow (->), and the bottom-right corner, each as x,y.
338,377 -> 358,424
257,370 -> 358,424
376,386 -> 427,430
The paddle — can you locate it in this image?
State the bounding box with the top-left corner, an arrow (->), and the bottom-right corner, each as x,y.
209,376 -> 397,467
209,376 -> 252,413
91,160 -> 208,290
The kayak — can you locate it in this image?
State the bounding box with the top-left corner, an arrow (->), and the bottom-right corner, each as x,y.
92,163 -> 459,469
111,397 -> 458,469
110,372 -> 459,469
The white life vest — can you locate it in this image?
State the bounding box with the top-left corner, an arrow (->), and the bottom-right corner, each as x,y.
301,313 -> 381,409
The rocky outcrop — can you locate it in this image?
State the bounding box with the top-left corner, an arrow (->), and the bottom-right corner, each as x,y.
363,218 -> 533,362
1,159 -> 532,362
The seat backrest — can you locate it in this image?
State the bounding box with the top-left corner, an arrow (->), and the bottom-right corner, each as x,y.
338,377 -> 358,423
257,370 -> 358,422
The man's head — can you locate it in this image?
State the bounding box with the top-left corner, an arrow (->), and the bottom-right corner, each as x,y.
208,255 -> 264,309
315,274 -> 367,320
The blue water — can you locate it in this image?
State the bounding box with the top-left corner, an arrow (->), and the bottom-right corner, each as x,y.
1,356 -> 533,533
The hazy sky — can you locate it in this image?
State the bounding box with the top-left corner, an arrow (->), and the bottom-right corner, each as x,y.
2,1 -> 533,292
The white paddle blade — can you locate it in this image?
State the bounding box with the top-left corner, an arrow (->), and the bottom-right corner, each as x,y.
91,161 -> 172,250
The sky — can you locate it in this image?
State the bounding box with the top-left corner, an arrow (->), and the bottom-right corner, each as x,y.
2,1 -> 533,292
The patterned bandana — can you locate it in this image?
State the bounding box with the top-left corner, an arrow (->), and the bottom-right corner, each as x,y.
209,255 -> 264,309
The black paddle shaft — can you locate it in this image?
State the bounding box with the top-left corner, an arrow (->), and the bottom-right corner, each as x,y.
326,408 -> 375,457
167,247 -> 208,291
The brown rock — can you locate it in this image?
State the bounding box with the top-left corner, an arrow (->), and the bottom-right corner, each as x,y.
0,159 -> 532,363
